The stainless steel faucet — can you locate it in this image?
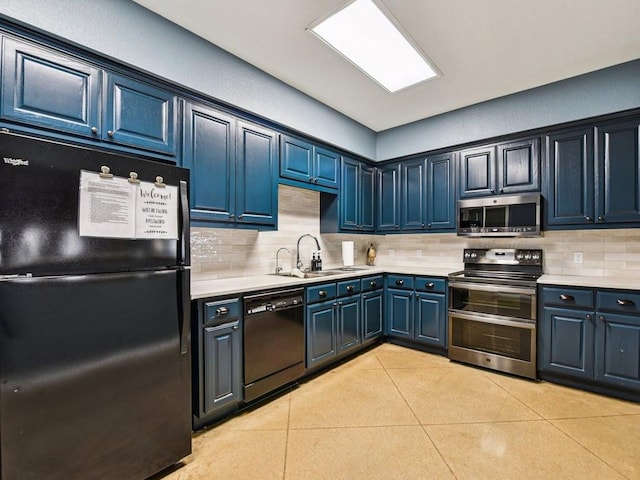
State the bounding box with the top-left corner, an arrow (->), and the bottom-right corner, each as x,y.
296,234 -> 321,270
275,247 -> 291,275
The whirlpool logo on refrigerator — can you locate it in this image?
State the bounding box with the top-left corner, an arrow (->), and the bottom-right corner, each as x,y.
3,157 -> 29,166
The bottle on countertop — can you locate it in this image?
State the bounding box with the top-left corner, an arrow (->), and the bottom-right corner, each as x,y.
316,251 -> 322,271
311,253 -> 317,271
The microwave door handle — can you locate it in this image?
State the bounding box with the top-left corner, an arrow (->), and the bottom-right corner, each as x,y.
448,282 -> 536,297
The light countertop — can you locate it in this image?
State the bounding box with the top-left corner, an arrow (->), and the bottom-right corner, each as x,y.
192,268 -> 640,300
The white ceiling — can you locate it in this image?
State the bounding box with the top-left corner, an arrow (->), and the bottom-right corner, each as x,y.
133,0 -> 640,132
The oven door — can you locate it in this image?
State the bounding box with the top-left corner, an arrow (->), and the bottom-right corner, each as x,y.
448,310 -> 537,379
448,281 -> 536,320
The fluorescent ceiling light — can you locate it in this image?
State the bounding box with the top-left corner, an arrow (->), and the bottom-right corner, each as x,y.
309,0 -> 438,93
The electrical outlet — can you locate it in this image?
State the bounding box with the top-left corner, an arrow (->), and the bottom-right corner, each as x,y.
416,249 -> 422,257
573,252 -> 584,264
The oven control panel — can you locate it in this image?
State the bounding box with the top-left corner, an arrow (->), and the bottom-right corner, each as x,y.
463,248 -> 543,266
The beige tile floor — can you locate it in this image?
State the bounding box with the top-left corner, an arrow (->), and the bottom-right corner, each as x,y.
153,343 -> 640,480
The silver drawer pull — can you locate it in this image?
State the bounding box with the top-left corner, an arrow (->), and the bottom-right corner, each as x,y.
559,294 -> 575,302
370,281 -> 377,288
346,285 -> 354,292
617,298 -> 635,306
396,280 -> 404,286
425,282 -> 435,289
216,306 -> 229,316
319,290 -> 327,297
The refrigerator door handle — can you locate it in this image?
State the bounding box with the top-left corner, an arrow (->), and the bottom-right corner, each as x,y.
178,267 -> 191,355
178,180 -> 190,267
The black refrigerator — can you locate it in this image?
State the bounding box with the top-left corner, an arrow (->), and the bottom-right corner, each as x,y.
0,131 -> 192,480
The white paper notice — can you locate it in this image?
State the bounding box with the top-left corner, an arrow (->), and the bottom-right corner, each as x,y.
78,170 -> 136,238
135,181 -> 179,240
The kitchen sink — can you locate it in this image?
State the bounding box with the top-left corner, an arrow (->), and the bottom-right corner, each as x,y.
272,269 -> 347,279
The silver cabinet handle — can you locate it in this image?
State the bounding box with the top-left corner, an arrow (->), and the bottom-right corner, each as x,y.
216,306 -> 229,316
107,130 -> 114,137
559,294 -> 575,301
346,285 -> 354,292
370,281 -> 377,288
617,298 -> 635,306
586,314 -> 592,320
425,282 -> 435,289
318,290 -> 327,298
91,126 -> 98,134
396,280 -> 404,286
232,325 -> 239,331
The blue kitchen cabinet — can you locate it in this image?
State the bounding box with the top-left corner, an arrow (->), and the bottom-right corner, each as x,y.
306,299 -> 338,369
545,127 -> 595,226
103,73 -> 177,156
385,275 -> 447,349
426,151 -> 456,230
400,158 -> 427,230
1,36 -> 101,138
376,163 -> 401,232
541,306 -> 595,379
337,296 -> 361,354
595,117 -> 640,224
540,285 -> 640,397
203,321 -> 242,414
280,134 -> 340,190
183,101 -> 277,228
361,275 -> 384,343
459,138 -> 539,198
340,157 -> 375,232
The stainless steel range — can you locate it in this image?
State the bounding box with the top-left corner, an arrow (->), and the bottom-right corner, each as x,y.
448,248 -> 543,379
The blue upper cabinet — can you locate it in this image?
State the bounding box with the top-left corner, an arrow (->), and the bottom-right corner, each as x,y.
426,151 -> 456,230
545,127 -> 595,226
183,101 -> 277,228
104,73 -> 177,156
596,117 -> 640,224
459,138 -> 539,198
183,101 -> 236,224
235,120 -> 278,226
376,163 -> 401,232
400,158 -> 426,230
1,36 -> 101,137
280,134 -> 339,190
339,157 -> 375,232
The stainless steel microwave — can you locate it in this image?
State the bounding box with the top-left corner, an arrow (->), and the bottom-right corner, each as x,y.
457,193 -> 541,237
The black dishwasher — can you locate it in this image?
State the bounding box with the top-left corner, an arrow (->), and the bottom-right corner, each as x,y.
243,288 -> 305,402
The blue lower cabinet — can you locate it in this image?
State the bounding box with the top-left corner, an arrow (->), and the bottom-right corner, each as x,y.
385,276 -> 447,349
362,291 -> 383,342
595,312 -> 640,390
203,321 -> 242,413
541,306 -> 595,379
306,300 -> 337,368
337,296 -> 361,353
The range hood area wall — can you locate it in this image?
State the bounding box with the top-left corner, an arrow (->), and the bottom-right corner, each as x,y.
190,185 -> 640,281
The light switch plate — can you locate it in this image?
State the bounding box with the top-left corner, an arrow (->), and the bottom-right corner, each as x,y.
573,252 -> 584,264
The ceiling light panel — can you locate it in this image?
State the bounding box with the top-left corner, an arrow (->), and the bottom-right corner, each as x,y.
310,0 -> 438,93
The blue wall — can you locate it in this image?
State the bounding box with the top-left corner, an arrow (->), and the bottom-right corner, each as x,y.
1,0 -> 639,162
0,0 -> 377,159
377,59 -> 640,160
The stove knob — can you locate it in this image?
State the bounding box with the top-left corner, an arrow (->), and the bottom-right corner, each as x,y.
525,253 -> 532,260
464,252 -> 471,259
516,253 -> 524,260
532,253 -> 540,261
470,252 -> 477,259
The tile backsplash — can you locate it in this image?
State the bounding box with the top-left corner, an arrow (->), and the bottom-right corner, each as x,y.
191,184 -> 640,281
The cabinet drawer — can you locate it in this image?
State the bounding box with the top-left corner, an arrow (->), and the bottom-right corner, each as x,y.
204,298 -> 241,326
361,275 -> 383,292
542,287 -> 594,309
597,290 -> 640,315
307,283 -> 337,304
387,275 -> 414,290
338,279 -> 361,297
415,277 -> 446,294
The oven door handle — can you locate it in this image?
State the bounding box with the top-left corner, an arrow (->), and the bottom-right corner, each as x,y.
448,281 -> 536,296
448,309 -> 537,329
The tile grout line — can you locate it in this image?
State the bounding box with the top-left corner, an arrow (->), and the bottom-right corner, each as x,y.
375,351 -> 459,480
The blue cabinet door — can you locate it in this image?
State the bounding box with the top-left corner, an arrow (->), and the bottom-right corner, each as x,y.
377,163 -> 401,232
541,307 -> 595,379
496,138 -> 540,194
236,121 -> 278,226
340,157 -> 360,231
362,291 -> 383,341
386,288 -> 412,339
337,296 -> 361,354
104,73 -> 177,155
401,158 -> 427,230
183,102 -> 236,223
459,145 -> 495,198
596,118 -> 640,224
360,164 -> 376,231
595,312 -> 640,391
1,37 -> 101,137
280,134 -> 313,183
415,292 -> 447,347
314,145 -> 340,189
306,301 -> 337,368
203,321 -> 242,414
545,127 -> 595,226
426,152 -> 456,230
